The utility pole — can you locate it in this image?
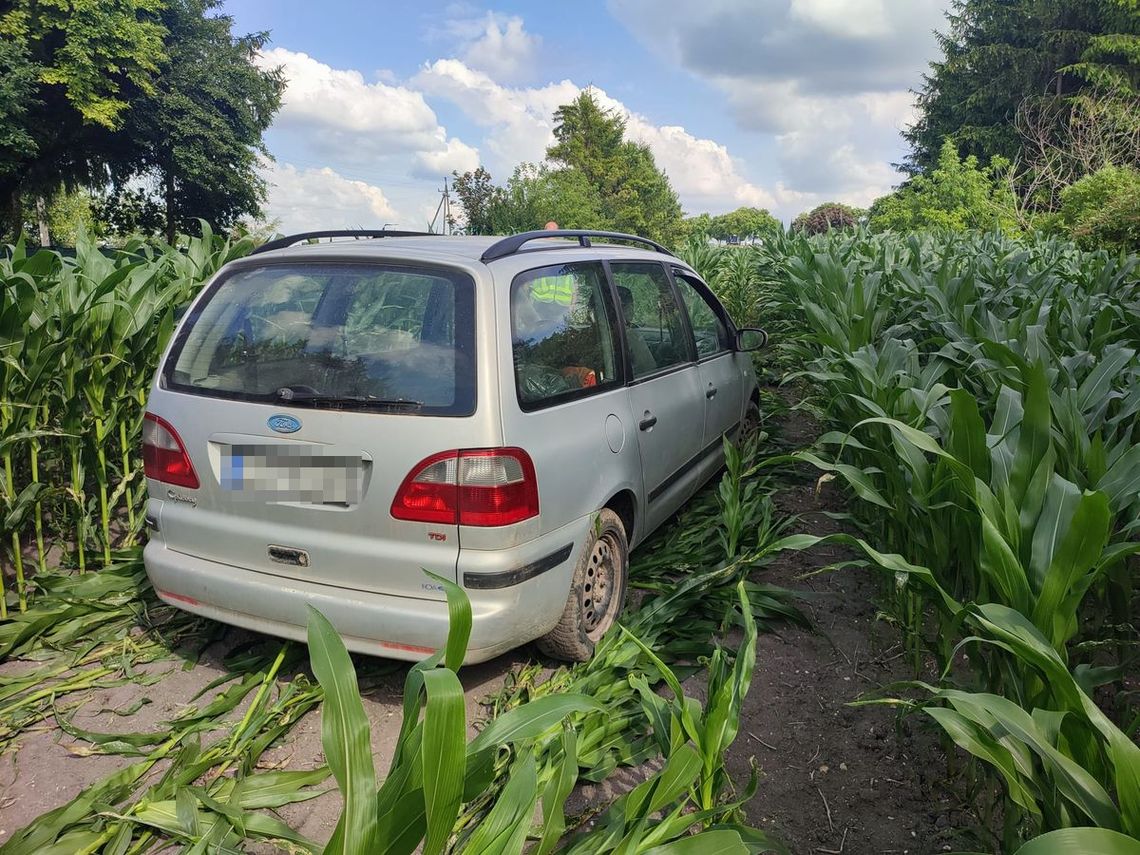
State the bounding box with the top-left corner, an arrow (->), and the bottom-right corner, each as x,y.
444,176 -> 451,235
429,176 -> 452,235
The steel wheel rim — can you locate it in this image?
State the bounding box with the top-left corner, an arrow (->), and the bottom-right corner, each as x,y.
581,532 -> 619,633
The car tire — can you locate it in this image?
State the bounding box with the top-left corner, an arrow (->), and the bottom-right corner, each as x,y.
739,398 -> 761,443
537,508 -> 629,662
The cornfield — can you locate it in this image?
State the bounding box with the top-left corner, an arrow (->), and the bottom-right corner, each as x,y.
0,226 -> 259,599
739,229 -> 1140,853
2,228 -> 1138,853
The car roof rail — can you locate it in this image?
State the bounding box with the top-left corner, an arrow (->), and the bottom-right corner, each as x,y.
480,230 -> 676,263
249,229 -> 437,256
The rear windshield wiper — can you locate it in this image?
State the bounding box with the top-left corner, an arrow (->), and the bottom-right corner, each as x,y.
275,388 -> 423,410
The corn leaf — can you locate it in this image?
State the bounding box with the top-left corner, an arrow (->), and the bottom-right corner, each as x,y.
1014,828 -> 1140,855
306,606 -> 378,855
420,667 -> 466,855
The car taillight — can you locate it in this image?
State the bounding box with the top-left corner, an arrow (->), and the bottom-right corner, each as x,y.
142,413 -> 200,489
390,450 -> 459,524
391,448 -> 538,527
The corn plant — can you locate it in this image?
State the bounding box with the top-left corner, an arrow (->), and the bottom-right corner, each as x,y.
0,417 -> 802,853
306,572 -> 784,854
757,226 -> 1138,849
0,228 -> 257,602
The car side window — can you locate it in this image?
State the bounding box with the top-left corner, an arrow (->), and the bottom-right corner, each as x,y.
511,262 -> 621,408
673,272 -> 731,358
610,262 -> 692,379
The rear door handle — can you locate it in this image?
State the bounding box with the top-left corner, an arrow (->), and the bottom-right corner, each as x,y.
639,412 -> 658,431
705,385 -> 718,399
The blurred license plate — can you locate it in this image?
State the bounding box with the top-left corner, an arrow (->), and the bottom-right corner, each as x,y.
222,446 -> 363,504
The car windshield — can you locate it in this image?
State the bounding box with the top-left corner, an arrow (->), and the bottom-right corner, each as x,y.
164,262 -> 476,415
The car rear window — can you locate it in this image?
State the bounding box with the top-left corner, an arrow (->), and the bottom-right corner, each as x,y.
164,262 -> 476,416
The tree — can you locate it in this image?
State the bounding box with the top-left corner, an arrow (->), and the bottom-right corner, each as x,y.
679,212 -> 713,241
869,139 -> 1019,233
0,0 -> 167,234
791,203 -> 863,235
547,91 -> 682,244
0,40 -> 38,184
452,164 -> 605,235
451,166 -> 499,235
108,0 -> 284,243
1014,88 -> 1140,210
904,0 -> 1140,173
708,207 -> 779,241
453,92 -> 682,243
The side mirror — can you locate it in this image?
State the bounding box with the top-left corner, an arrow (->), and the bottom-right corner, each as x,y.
735,327 -> 769,352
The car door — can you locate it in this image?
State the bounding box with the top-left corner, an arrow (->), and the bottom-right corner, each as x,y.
671,269 -> 745,450
608,260 -> 704,532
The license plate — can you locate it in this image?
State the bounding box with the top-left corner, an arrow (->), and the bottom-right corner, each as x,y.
222,446 -> 363,504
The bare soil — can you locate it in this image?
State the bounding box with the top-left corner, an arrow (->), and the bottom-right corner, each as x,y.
728,403 -> 975,855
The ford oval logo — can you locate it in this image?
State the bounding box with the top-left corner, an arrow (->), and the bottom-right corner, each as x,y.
268,414 -> 301,434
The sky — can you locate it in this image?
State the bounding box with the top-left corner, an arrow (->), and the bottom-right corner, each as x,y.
222,0 -> 953,232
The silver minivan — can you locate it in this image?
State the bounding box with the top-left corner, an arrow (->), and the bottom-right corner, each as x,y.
143,230 -> 766,662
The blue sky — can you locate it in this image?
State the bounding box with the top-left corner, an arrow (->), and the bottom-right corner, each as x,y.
223,1 -> 952,231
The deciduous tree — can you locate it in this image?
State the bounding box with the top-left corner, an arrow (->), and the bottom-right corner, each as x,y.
708,207 -> 779,241
869,140 -> 1018,233
109,0 -> 284,243
791,202 -> 863,235
0,0 -> 167,234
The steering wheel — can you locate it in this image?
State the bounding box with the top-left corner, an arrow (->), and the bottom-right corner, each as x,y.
277,383 -> 321,399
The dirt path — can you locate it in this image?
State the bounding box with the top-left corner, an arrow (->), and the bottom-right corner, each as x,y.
728,404 -> 966,855
0,636 -> 533,847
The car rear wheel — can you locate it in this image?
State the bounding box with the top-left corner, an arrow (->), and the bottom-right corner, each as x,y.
537,509 -> 628,662
739,398 -> 762,443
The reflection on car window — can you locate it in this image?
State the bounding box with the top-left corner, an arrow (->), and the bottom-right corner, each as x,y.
610,262 -> 691,378
511,263 -> 619,406
674,273 -> 730,358
168,264 -> 476,415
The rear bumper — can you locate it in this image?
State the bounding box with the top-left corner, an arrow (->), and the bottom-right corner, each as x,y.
143,516 -> 587,664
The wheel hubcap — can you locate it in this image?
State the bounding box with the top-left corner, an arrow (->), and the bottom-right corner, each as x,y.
581,534 -> 618,633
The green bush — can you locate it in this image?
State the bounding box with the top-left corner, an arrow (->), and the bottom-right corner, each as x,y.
1059,164 -> 1140,252
868,139 -> 1019,234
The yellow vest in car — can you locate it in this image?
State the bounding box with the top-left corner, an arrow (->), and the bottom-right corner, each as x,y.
531,275 -> 574,305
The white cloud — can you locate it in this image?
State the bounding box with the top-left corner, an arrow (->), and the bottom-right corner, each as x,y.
252,4 -> 941,229
591,91 -> 781,212
607,0 -> 950,209
414,59 -> 578,170
789,0 -> 892,39
608,0 -> 946,94
458,13 -> 542,82
257,47 -> 479,181
259,48 -> 440,148
412,137 -> 481,179
261,163 -> 399,233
